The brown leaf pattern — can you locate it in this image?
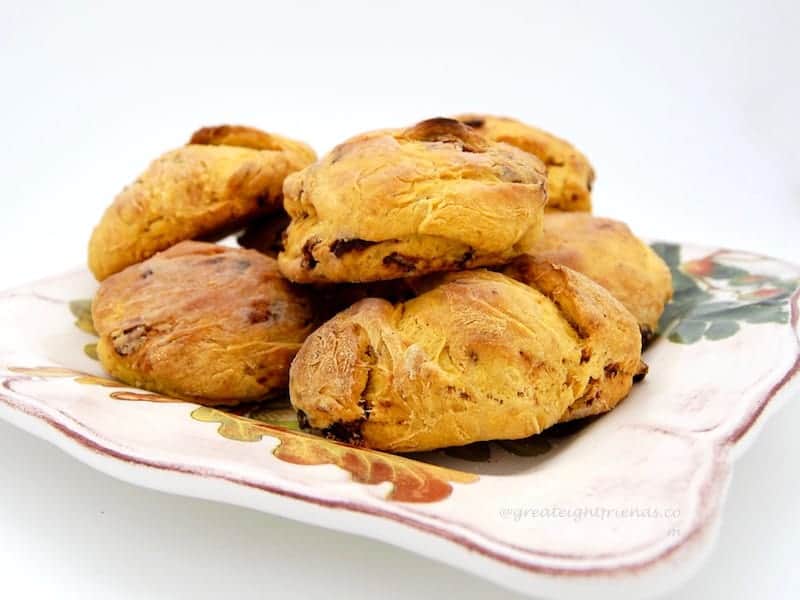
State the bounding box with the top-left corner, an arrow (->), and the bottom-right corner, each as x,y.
9,366 -> 124,388
192,407 -> 478,502
110,391 -> 181,402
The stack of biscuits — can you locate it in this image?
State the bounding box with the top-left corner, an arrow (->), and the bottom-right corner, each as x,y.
88,116 -> 672,453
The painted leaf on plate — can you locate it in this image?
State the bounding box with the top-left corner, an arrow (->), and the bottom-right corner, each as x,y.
69,299 -> 97,336
191,407 -> 478,503
651,243 -> 797,344
227,398 -> 300,431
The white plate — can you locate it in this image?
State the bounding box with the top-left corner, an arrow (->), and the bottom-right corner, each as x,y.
0,242 -> 798,599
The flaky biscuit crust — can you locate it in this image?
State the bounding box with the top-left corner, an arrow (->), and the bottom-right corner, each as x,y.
278,118 -> 548,283
92,241 -> 314,404
189,124 -> 317,165
515,212 -> 673,339
88,126 -> 315,280
290,264 -> 643,452
454,114 -> 594,212
502,257 -> 646,422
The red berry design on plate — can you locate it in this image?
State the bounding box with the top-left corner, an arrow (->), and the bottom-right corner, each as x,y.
750,288 -> 781,299
683,258 -> 714,277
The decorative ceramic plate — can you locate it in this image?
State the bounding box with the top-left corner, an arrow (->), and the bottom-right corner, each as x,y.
1,242 -> 798,599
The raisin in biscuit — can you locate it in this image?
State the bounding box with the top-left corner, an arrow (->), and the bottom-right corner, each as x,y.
290,263 -> 644,452
92,241 -> 314,404
505,213 -> 672,345
454,114 -> 594,212
278,118 -> 548,284
88,125 -> 315,280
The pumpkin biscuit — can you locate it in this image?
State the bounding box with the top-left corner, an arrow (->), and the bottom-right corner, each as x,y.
505,213 -> 672,344
454,114 -> 594,212
92,241 -> 314,404
278,118 -> 548,284
88,125 -> 315,280
289,263 -> 644,452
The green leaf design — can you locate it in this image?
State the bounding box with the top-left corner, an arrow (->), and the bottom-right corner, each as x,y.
651,243 -> 797,345
744,304 -> 790,324
650,242 -> 681,268
246,405 -> 301,430
83,342 -> 99,360
704,320 -> 739,340
70,299 -> 97,335
709,263 -> 748,280
227,398 -> 301,430
730,274 -> 765,286
776,278 -> 800,293
656,269 -> 711,338
668,319 -> 707,344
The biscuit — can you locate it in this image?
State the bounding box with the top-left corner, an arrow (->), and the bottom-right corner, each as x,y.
454,114 -> 594,212
506,213 -> 672,344
502,257 -> 647,422
289,264 -> 644,452
88,125 -> 315,280
189,124 -> 317,165
92,241 -> 314,404
278,118 -> 548,284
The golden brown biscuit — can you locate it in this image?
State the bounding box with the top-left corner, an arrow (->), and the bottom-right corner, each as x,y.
278,118 -> 548,284
501,257 -> 647,422
189,124 -> 317,165
88,125 -> 315,281
454,114 -> 594,212
92,241 -> 314,404
198,125 -> 317,256
506,213 -> 672,344
290,264 -> 644,452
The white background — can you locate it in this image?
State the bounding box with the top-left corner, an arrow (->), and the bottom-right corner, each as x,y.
0,1 -> 798,598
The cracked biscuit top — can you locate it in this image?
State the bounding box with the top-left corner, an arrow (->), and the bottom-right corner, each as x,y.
277,117 -> 548,283
88,125 -> 316,281
289,263 -> 644,452
453,114 -> 594,212
92,241 -> 315,404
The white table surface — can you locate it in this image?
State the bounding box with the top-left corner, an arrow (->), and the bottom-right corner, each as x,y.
1,1 -> 798,598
